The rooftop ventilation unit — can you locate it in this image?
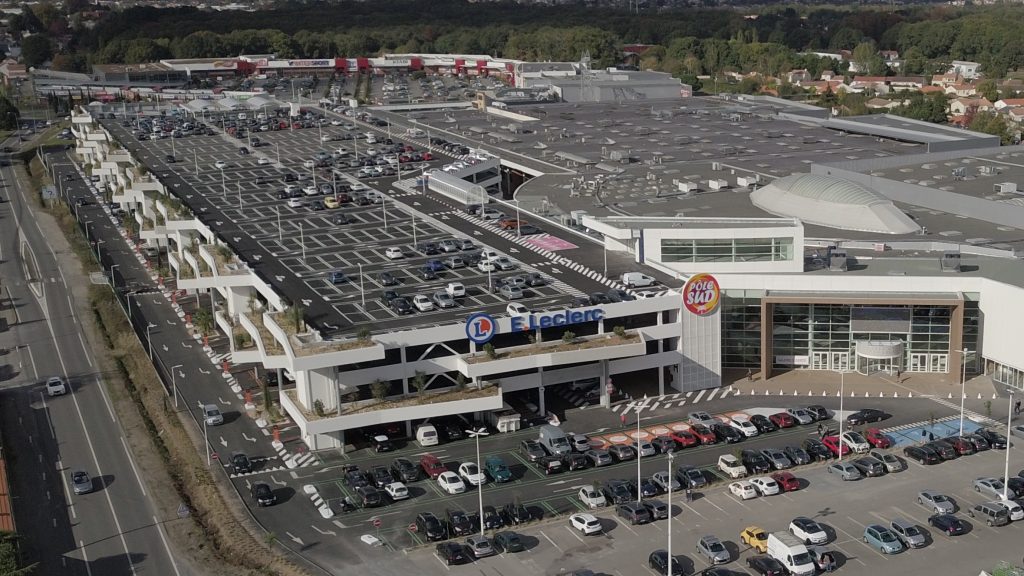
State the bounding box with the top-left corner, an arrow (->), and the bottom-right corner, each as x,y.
940,251 -> 961,273
829,251 -> 848,272
994,182 -> 1018,194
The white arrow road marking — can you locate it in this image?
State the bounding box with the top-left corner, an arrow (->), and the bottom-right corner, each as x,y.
312,525 -> 337,536
244,479 -> 252,490
554,484 -> 591,493
510,248 -> 520,253
332,520 -> 349,529
218,397 -> 231,406
162,344 -> 169,352
243,432 -> 257,443
547,479 -> 570,486
199,367 -> 209,374
177,370 -> 185,379
286,532 -> 304,546
219,436 -> 228,448
270,475 -> 287,487
166,319 -> 176,325
181,342 -> 193,348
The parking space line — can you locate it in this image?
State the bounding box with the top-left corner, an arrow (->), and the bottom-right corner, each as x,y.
678,501 -> 706,520
836,520 -> 874,564
539,530 -> 562,552
619,521 -> 639,537
564,526 -> 585,543
432,553 -> 450,571
723,493 -> 748,509
701,496 -> 727,514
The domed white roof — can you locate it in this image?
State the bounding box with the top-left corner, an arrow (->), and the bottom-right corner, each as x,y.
751,173 -> 920,235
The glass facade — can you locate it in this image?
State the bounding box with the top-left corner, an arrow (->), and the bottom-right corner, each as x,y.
721,291 -> 762,368
662,237 -> 794,263
993,362 -> 1024,390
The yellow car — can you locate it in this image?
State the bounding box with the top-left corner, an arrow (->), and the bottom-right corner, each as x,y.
740,525 -> 768,553
324,196 -> 341,209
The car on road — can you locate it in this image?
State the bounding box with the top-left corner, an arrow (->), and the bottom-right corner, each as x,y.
676,465 -> 708,488
458,462 -> 486,486
870,450 -> 904,473
230,452 -> 252,474
578,485 -> 607,509
847,408 -> 888,425
520,440 -> 546,462
437,471 -> 466,495
419,454 -> 446,479
648,550 -> 685,576
770,471 -> 800,492
918,490 -> 956,513
484,455 -> 512,483
203,404 -> 224,426
890,518 -> 926,548
465,535 -> 496,559
928,513 -> 966,536
651,471 -> 681,493
789,516 -> 828,545
786,407 -> 814,425
585,449 -> 612,467
570,512 -> 603,535
696,535 -> 730,564
71,470 -> 93,495
746,555 -> 788,576
729,480 -> 758,500
446,509 -> 473,536
608,444 -> 635,462
416,512 -> 445,541
863,524 -> 904,554
46,376 -> 67,396
865,428 -> 892,449
827,461 -> 862,481
251,482 -> 276,506
841,431 -> 871,454
493,531 -> 523,553
740,526 -> 769,553
435,542 -> 467,566
975,477 -> 1014,499
750,477 -> 780,496
904,445 -> 941,465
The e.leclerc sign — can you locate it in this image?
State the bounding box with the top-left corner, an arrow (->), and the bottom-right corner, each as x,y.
682,273 -> 721,316
465,309 -> 605,345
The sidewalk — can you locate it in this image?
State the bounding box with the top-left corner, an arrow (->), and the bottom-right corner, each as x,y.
724,368 -> 1000,400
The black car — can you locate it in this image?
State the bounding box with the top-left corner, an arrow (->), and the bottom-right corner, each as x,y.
802,438 -> 834,461
536,456 -> 563,475
416,512 -> 446,541
284,173 -> 298,182
806,405 -> 830,421
390,297 -> 413,314
975,428 -> 1008,449
651,436 -> 676,454
481,505 -> 503,530
846,409 -> 888,426
588,292 -> 611,305
783,445 -> 812,465
676,465 -> 708,488
963,433 -> 990,451
231,452 -> 252,474
371,435 -> 395,452
649,550 -> 685,576
561,452 -> 588,471
746,555 -> 787,576
712,423 -> 743,443
437,420 -> 465,442
417,266 -> 438,281
436,542 -> 467,565
165,154 -> 176,163
251,482 -> 276,507
354,485 -> 383,508
928,513 -> 966,536
606,289 -> 634,302
446,509 -> 473,536
501,503 -> 532,525
390,458 -> 421,483
1005,477 -> 1024,497
377,272 -> 399,286
903,445 -> 940,465
520,440 -> 546,462
749,414 -> 778,434
741,450 -> 771,474
924,441 -> 957,461
368,465 -> 395,488
602,479 -> 634,504
493,531 -> 524,553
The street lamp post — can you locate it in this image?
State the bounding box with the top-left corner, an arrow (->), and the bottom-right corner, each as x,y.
514,199 -> 521,236
635,395 -> 648,503
1004,390 -> 1014,500
146,322 -> 157,361
667,451 -> 674,572
957,348 -> 972,436
838,370 -> 846,462
110,264 -> 120,291
171,364 -> 183,408
466,428 -> 489,537
358,263 -> 365,307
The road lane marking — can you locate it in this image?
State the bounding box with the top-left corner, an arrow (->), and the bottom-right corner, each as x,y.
95,376 -> 116,422
120,436 -> 147,496
79,539 -> 93,576
57,460 -> 76,520
153,515 -> 183,576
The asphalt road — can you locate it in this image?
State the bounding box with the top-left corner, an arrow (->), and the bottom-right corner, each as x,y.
0,153 -> 184,575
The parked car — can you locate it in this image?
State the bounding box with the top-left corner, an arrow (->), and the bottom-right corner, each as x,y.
863,524 -> 904,554
520,440 -> 547,462
904,445 -> 941,465
696,535 -> 730,564
847,408 -> 888,426
585,449 -> 612,467
918,490 -> 956,514
827,461 -> 862,481
928,513 -> 966,536
484,455 -> 513,483
436,542 -> 467,565
608,444 -> 636,462
493,531 -> 524,553
789,516 -> 828,545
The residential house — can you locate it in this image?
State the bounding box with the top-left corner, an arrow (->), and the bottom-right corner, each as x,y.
949,96 -> 992,116
931,73 -> 963,87
920,85 -> 945,95
786,69 -> 811,84
849,76 -> 925,94
994,98 -> 1024,110
866,97 -> 901,111
944,83 -> 977,98
950,60 -> 981,80
0,58 -> 26,86
820,70 -> 838,81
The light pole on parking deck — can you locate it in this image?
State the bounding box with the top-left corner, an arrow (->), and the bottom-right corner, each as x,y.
1004,390 -> 1014,500
171,364 -> 183,409
667,451 -> 674,573
467,428 -> 489,537
146,322 -> 157,361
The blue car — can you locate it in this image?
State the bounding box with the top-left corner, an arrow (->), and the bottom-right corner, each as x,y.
863,524 -> 904,554
327,270 -> 347,284
425,259 -> 446,272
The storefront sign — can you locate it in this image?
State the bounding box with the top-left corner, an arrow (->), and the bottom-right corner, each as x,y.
775,355 -> 810,366
286,59 -> 332,68
510,309 -> 604,332
466,312 -> 497,345
682,273 -> 721,316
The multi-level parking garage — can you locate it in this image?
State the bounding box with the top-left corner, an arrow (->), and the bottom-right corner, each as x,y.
74,89 -> 1024,456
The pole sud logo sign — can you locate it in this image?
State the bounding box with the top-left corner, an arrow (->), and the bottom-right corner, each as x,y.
682,273 -> 721,316
466,312 -> 498,345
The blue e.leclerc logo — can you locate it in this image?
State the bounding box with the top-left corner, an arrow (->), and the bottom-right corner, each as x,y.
466,312 -> 498,345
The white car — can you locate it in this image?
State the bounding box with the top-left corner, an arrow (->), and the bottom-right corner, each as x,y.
632,440 -> 656,457
507,302 -> 529,316
303,160 -> 315,168
569,513 -> 603,535
841,431 -> 870,454
330,119 -> 343,126
258,156 -> 271,165
729,480 -> 758,500
445,282 -> 466,298
750,477 -> 780,496
287,198 -> 303,208
384,482 -> 409,500
303,185 -> 318,196
437,471 -> 466,495
578,486 -> 606,509
786,407 -> 815,425
214,160 -> 227,169
458,462 -> 486,486
994,499 -> 1024,521
651,471 -> 681,493
45,376 -> 67,396
729,416 -> 759,438
790,517 -> 829,545
412,295 -> 434,312
477,260 -> 496,272
385,247 -> 404,259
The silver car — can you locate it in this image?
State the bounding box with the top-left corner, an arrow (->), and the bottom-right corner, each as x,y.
72,470 -> 93,495
632,440 -> 656,457
917,490 -> 955,514
688,411 -> 718,428
870,450 -> 904,473
760,448 -> 792,470
696,535 -> 730,564
432,291 -> 456,309
499,284 -> 523,300
827,462 -> 862,481
651,471 -> 681,493
465,535 -> 496,558
890,518 -> 926,549
203,404 -> 224,426
974,477 -> 1014,499
786,407 -> 815,425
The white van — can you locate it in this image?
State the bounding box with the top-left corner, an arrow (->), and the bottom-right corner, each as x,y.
767,532 -> 816,576
416,424 -> 439,447
538,425 -> 571,456
621,272 -> 655,288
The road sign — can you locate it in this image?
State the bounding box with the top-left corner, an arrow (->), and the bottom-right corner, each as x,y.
211,452 -> 219,460
372,518 -> 382,528
177,502 -> 191,519
408,523 -> 417,532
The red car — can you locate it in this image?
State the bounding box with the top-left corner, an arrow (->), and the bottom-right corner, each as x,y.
670,430 -> 698,448
769,412 -> 796,428
688,424 -> 717,445
770,471 -> 800,492
419,454 -> 447,479
945,436 -> 975,455
421,152 -> 434,161
821,435 -> 850,457
865,428 -> 892,449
